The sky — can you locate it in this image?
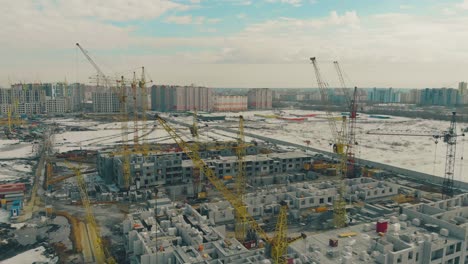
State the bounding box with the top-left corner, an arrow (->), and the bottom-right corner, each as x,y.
1,0 -> 468,88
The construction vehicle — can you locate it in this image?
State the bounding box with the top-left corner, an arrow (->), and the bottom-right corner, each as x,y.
156,115 -> 305,264
311,57 -> 348,228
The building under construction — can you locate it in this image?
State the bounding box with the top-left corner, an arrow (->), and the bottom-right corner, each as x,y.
2,45 -> 468,264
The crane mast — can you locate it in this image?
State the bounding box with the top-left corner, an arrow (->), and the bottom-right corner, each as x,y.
156,116 -> 305,264
310,57 -> 348,228
191,108 -> 199,140
347,87 -> 359,178
235,116 -> 248,242
367,111 -> 462,198
442,112 -> 457,198
334,61 -> 359,178
119,76 -> 131,189
139,67 -> 149,155
131,72 -> 140,148
76,43 -> 132,190
311,58 -> 341,151
65,162 -> 116,263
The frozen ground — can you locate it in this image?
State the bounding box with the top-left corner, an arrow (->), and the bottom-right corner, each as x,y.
50,112 -> 468,184
0,139 -> 35,159
52,117 -> 241,153
205,109 -> 468,183
0,160 -> 34,183
0,209 -> 9,223
1,246 -> 57,264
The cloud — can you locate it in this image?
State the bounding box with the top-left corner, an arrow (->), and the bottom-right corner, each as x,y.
265,0 -> 302,7
35,0 -> 189,21
165,15 -> 220,24
457,0 -> 468,10
2,2 -> 468,88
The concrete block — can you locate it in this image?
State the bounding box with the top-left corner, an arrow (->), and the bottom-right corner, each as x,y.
424,234 -> 432,242
342,254 -> 352,264
400,222 -> 407,229
440,228 -> 449,237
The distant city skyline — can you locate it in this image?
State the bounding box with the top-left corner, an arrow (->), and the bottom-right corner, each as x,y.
2,1 -> 468,88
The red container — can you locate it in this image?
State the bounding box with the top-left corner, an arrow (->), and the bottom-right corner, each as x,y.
376,220 -> 388,233
243,240 -> 256,249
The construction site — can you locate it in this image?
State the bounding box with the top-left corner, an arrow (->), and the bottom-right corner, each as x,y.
1,46 -> 468,264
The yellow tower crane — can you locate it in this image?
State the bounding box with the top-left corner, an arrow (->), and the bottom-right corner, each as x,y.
76,43 -> 132,190
235,115 -> 248,242
191,108 -> 199,140
334,61 -> 360,179
156,115 -> 306,264
65,162 -> 116,264
138,67 -> 150,156
131,72 -> 140,148
118,76 -> 132,189
310,57 -> 348,228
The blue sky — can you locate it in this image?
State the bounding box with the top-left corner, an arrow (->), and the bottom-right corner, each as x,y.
1,0 -> 468,88
112,0 -> 450,38
127,0 -> 455,37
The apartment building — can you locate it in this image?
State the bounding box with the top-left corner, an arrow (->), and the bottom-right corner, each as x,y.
151,85 -> 213,112
92,91 -> 120,113
247,88 -> 272,109
213,95 -> 248,112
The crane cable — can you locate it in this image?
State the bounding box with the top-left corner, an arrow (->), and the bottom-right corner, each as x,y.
432,138 -> 438,176
458,136 -> 465,180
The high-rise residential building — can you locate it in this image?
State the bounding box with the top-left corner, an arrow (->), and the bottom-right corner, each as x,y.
46,82 -> 85,112
458,81 -> 467,95
0,82 -> 88,115
0,85 -> 46,115
400,89 -> 422,104
247,88 -> 272,109
45,98 -> 70,113
420,88 -> 460,106
213,96 -> 248,112
68,83 -> 86,112
92,91 -> 120,113
368,88 -> 401,103
151,85 -> 213,112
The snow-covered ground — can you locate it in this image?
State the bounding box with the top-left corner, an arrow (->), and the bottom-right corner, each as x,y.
0,209 -> 9,223
202,109 -> 467,183
52,117 -> 240,153
0,160 -> 34,183
49,112 -> 468,184
0,140 -> 35,159
1,246 -> 57,264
